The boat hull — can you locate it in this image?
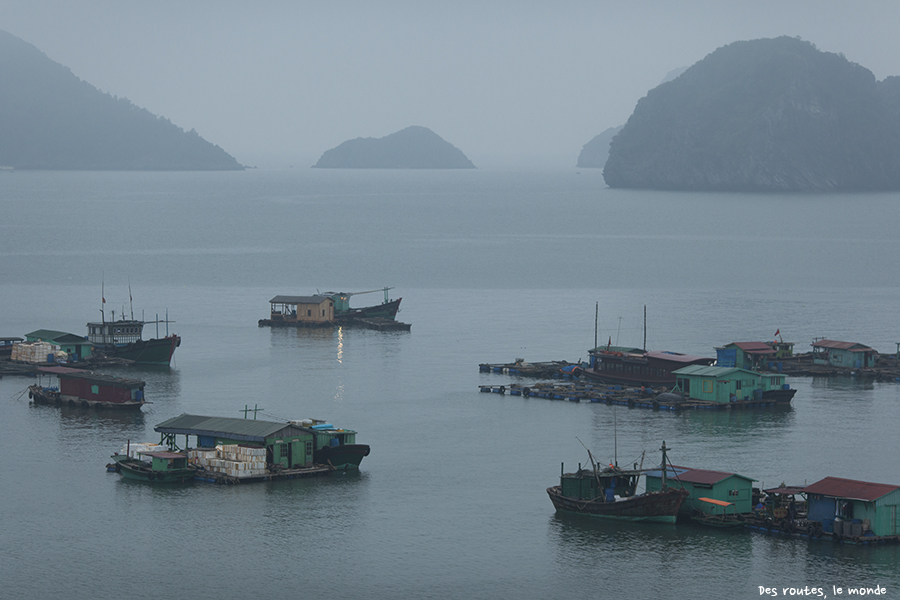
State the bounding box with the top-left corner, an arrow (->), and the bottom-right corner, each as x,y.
112,456 -> 196,483
547,486 -> 687,523
334,298 -> 401,321
29,385 -> 145,410
315,444 -> 371,470
95,335 -> 180,366
761,388 -> 797,403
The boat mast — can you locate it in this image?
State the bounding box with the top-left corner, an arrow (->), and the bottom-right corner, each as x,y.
643,305 -> 647,352
660,441 -> 669,490
594,302 -> 598,351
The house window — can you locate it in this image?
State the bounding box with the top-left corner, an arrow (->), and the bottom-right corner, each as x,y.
833,354 -> 843,364
702,380 -> 713,393
307,309 -> 312,316
728,489 -> 740,496
306,441 -> 313,456
735,380 -> 742,390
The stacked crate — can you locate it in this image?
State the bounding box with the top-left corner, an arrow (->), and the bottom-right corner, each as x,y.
188,444 -> 267,478
11,341 -> 58,363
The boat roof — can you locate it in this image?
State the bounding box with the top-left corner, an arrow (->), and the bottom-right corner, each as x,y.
645,351 -> 714,364
25,329 -> 91,345
38,366 -> 144,387
810,339 -> 874,352
0,336 -> 24,342
673,365 -> 756,377
722,341 -> 777,354
801,476 -> 900,502
155,413 -> 312,442
142,451 -> 185,459
763,485 -> 807,496
269,295 -> 331,305
646,465 -> 755,485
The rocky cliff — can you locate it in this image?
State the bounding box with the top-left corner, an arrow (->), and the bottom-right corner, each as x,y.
603,37 -> 900,192
0,29 -> 242,170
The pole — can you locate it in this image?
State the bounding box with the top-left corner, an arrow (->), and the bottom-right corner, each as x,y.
643,305 -> 647,351
594,302 -> 598,350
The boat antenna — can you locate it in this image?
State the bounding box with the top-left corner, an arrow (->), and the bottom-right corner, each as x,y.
614,405 -> 618,467
643,305 -> 647,352
101,275 -> 106,323
594,302 -> 598,350
616,316 -> 622,346
128,278 -> 134,321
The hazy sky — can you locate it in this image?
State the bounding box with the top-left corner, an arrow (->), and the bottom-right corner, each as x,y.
4,1 -> 900,169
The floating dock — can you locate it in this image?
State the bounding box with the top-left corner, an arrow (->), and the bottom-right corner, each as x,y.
479,381 -> 785,411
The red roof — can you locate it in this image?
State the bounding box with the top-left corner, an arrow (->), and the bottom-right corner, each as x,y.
810,340 -> 874,352
39,366 -> 92,375
729,342 -> 777,355
669,466 -> 753,485
801,476 -> 899,502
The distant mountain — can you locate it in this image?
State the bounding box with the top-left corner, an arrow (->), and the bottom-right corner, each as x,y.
576,126 -> 623,168
603,37 -> 900,192
313,126 -> 475,168
0,29 -> 242,170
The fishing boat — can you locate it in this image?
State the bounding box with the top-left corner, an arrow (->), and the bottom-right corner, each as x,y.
327,287 -> 401,321
547,441 -> 688,523
109,443 -> 197,482
577,346 -> 715,387
300,419 -> 372,470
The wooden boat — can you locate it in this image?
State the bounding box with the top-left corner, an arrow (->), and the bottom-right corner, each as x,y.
299,419 -> 371,470
29,366 -> 146,409
87,316 -> 180,366
110,447 -> 197,483
547,441 -> 688,523
577,347 -> 715,387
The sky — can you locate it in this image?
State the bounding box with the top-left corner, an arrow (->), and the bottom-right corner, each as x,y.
4,1 -> 900,169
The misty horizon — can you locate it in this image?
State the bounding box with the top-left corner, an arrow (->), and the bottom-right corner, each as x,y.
4,1 -> 900,169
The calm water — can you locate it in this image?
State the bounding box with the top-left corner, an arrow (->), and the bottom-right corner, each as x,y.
1,169 -> 899,599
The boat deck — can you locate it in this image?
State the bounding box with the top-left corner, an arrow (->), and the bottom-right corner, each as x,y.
191,464 -> 333,484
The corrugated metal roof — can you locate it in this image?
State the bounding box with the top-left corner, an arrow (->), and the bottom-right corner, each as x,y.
801,476 -> 900,502
25,330 -> 91,345
269,295 -> 331,305
764,485 -> 807,496
155,413 -> 307,442
645,351 -> 714,363
810,339 -> 874,352
646,465 -> 753,485
727,341 -> 777,354
39,366 -> 144,386
672,365 -> 750,377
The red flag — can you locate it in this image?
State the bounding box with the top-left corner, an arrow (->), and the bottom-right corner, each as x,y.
774,329 -> 780,337
607,336 -> 611,349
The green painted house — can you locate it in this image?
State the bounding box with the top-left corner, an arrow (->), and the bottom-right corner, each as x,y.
646,466 -> 755,516
672,365 -> 789,403
154,414 -> 315,469
24,329 -> 93,360
802,476 -> 900,537
715,342 -> 777,371
811,340 -> 876,369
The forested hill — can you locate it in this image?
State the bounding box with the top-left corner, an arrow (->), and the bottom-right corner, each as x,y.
603,37 -> 900,192
313,126 -> 476,168
0,30 -> 242,170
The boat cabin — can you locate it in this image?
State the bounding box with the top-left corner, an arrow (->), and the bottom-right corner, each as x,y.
811,339 -> 876,369
645,466 -> 755,516
672,365 -> 789,403
38,366 -> 145,405
559,464 -> 641,502
715,342 -> 777,371
585,346 -> 714,386
0,336 -> 23,357
154,414 -> 316,469
143,451 -> 191,472
86,319 -> 146,347
267,295 -> 334,324
802,476 -> 900,537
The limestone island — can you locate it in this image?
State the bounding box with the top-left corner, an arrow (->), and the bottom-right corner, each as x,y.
603,36 -> 900,192
313,126 -> 475,169
0,29 -> 242,170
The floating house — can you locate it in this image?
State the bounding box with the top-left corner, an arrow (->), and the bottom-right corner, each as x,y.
811,340 -> 876,369
802,476 -> 900,537
715,342 -> 778,371
645,466 -> 755,516
0,336 -> 23,357
672,365 -> 794,403
264,295 -> 335,326
154,414 -> 317,469
29,366 -> 145,409
24,329 -> 93,361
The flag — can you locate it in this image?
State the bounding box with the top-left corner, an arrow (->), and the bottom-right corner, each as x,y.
774,329 -> 780,338
607,336 -> 611,349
